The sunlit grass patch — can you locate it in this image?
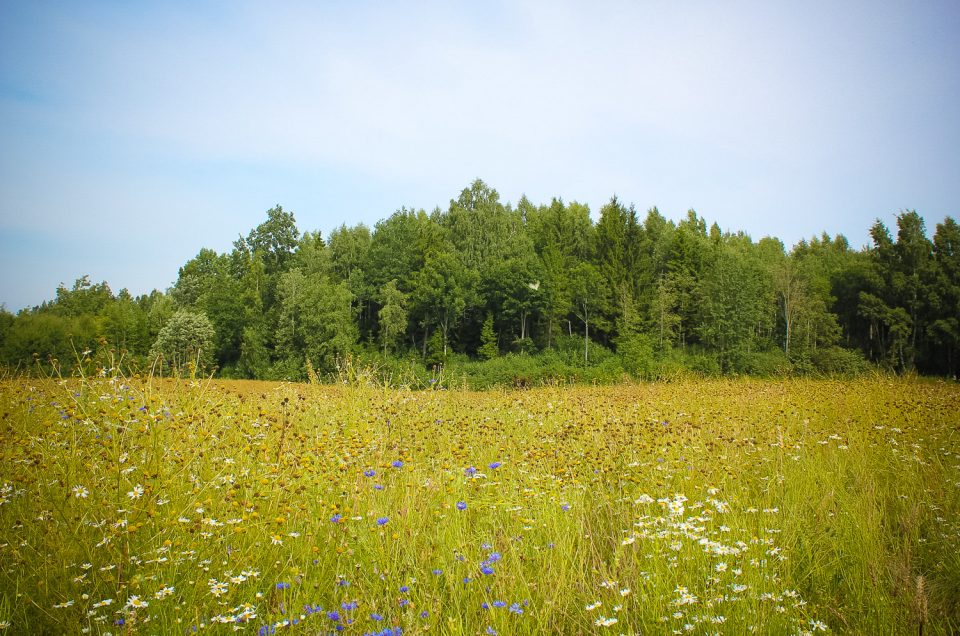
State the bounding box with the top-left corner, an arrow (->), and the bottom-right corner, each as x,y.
0,377 -> 957,633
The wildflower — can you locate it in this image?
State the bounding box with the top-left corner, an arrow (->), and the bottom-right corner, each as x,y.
481,565 -> 494,575
126,484 -> 144,499
271,534 -> 283,545
486,627 -> 497,635
595,616 -> 618,627
489,462 -> 501,469
72,485 -> 89,498
508,603 -> 523,615
364,469 -> 376,477
371,613 -> 383,621
465,466 -> 477,477
456,501 -> 467,511
125,595 -> 149,609
392,460 -> 403,468
487,552 -> 501,562
154,586 -> 174,600
275,582 -> 290,590
561,503 -> 570,511
330,514 -> 343,523
586,602 -> 601,611
208,579 -> 228,597
92,599 -> 113,608
376,517 -> 389,526
619,588 -> 631,597
715,562 -> 728,572
810,619 -> 828,631
52,600 -> 74,609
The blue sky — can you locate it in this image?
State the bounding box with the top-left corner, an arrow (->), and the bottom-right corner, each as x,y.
2,0 -> 958,311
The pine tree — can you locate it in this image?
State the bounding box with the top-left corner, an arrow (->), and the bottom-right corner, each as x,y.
478,313 -> 499,360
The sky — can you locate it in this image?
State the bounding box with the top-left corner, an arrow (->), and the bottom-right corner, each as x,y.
1,0 -> 958,311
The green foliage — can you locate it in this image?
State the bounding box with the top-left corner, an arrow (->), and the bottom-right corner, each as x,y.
149,310 -> 216,375
728,348 -> 793,377
617,331 -> 657,380
377,280 -> 408,355
276,269 -> 357,372
5,181 -> 957,383
478,313 -> 498,360
411,251 -> 473,358
809,346 -> 871,376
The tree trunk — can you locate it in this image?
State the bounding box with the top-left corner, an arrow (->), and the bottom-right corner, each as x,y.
442,319 -> 448,357
784,312 -> 791,357
584,307 -> 590,364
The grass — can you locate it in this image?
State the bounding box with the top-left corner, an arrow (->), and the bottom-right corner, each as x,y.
0,375 -> 957,634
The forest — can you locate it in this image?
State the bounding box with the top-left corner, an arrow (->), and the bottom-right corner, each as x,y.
1,179 -> 957,385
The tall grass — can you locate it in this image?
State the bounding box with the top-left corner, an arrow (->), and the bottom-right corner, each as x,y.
0,375 -> 957,634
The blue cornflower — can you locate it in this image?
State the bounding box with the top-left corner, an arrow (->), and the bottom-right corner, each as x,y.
432,569 -> 443,575
342,601 -> 358,611
481,565 -> 494,575
399,585 -> 409,593
487,552 -> 501,562
482,602 -> 490,610
370,613 -> 383,621
488,462 -> 501,469
330,513 -> 343,523
561,503 -> 570,511
399,599 -> 410,607
486,627 -> 498,635
275,582 -> 290,590
364,469 -> 376,477
456,501 -> 467,511
376,517 -> 389,526
419,610 -> 429,619
463,577 -> 472,584
509,603 -> 523,615
492,600 -> 507,608
392,460 -> 403,468
465,466 -> 477,476
327,610 -> 341,621
373,484 -> 385,490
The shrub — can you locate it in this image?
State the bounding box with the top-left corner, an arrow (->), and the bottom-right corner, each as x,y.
810,346 -> 871,376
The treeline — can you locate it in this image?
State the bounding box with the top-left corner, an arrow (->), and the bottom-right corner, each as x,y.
1,179 -> 958,384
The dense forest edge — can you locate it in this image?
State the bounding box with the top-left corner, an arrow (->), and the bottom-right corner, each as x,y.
1,179 -> 957,387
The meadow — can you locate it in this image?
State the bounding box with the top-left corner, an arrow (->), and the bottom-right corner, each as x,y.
0,375 -> 958,635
